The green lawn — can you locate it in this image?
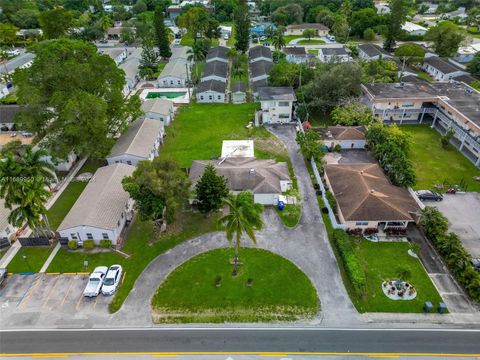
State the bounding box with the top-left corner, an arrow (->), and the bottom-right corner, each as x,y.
352,239 -> 443,313
47,212 -> 220,313
297,39 -> 325,45
401,125 -> 480,192
159,103 -> 290,167
7,247 -> 53,273
47,159 -> 104,230
180,34 -> 219,46
307,49 -> 318,54
151,248 -> 319,323
276,204 -> 301,227
413,69 -> 433,83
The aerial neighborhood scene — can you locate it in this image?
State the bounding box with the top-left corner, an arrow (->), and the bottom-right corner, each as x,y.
0,0 -> 480,357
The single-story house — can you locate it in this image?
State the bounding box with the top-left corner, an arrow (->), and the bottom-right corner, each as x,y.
249,60 -> 273,82
170,46 -> 191,62
231,82 -> 247,104
99,48 -> 128,66
249,45 -> 273,63
285,23 -> 329,36
251,78 -> 269,96
324,163 -> 420,231
316,126 -> 366,149
0,199 -> 16,241
119,49 -> 141,97
58,163 -> 135,245
284,47 -> 309,64
106,25 -> 133,40
454,43 -> 480,63
401,21 -> 428,36
201,60 -> 228,83
0,105 -> 22,131
189,157 -> 292,205
258,87 -> 296,124
107,118 -> 164,166
158,59 -> 191,88
318,47 -> 349,63
196,80 -> 226,103
358,43 -> 393,61
206,46 -> 230,63
421,56 -> 468,81
167,5 -> 182,20
141,98 -> 175,125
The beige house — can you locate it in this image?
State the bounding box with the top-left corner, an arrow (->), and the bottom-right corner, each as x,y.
285,23 -> 329,36
324,163 -> 420,231
317,126 -> 366,149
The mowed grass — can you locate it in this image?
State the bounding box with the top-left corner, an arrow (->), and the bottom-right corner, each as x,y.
297,39 -> 325,45
352,239 -> 443,313
401,125 -> 480,192
47,212 -> 220,313
47,159 -> 104,230
159,103 -> 279,167
151,248 -> 319,322
276,204 -> 301,227
7,247 -> 53,273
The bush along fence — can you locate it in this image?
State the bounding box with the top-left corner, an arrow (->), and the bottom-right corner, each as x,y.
420,206 -> 480,303
332,229 -> 366,295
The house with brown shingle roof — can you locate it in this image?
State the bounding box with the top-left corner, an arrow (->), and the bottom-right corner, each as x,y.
316,126 -> 366,149
324,163 -> 420,231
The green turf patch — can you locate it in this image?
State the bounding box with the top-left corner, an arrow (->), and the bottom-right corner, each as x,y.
276,204 -> 301,227
7,247 -> 53,273
401,125 -> 480,192
151,248 -> 319,322
297,39 -> 325,45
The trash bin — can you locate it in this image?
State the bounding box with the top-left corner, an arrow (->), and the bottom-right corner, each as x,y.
423,301 -> 433,313
277,201 -> 284,211
438,302 -> 448,313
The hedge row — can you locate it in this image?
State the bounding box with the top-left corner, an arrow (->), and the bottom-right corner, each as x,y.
420,207 -> 480,303
333,229 -> 366,294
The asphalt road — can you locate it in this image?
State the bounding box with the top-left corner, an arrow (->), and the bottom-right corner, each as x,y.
1,328 -> 480,356
0,51 -> 34,75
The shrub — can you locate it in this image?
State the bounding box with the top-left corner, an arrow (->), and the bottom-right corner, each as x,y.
99,239 -> 112,248
333,230 -> 366,294
325,190 -> 337,212
83,240 -> 95,249
334,144 -> 342,152
347,228 -> 362,236
68,240 -> 78,250
363,227 -> 378,235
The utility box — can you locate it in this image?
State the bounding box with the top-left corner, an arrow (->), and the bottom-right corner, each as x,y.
423,301 -> 433,313
438,302 -> 448,313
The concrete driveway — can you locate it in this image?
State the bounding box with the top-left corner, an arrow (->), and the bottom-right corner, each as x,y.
324,150 -> 376,165
432,192 -> 480,258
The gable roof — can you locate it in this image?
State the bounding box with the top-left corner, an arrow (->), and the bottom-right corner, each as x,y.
170,46 -> 190,61
197,79 -> 226,94
424,56 -> 464,75
108,118 -> 163,159
358,43 -> 392,58
189,158 -> 290,194
141,98 -> 174,115
258,87 -> 296,101
58,163 -> 135,231
0,105 -> 23,124
320,47 -> 348,56
119,49 -> 141,81
284,47 -> 307,55
317,126 -> 366,141
249,60 -> 273,78
206,46 -> 229,61
202,60 -> 228,79
232,81 -> 247,93
324,163 -> 420,222
249,45 -> 272,61
159,58 -> 189,79
251,78 -> 269,93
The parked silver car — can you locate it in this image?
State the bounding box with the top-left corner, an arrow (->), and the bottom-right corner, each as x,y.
83,266 -> 108,297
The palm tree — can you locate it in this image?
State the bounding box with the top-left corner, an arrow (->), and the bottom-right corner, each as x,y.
219,192 -> 263,276
271,28 -> 286,51
187,43 -> 207,82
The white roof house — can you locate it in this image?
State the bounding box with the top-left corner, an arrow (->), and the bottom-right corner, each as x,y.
158,59 -> 190,88
221,140 -> 254,159
119,49 -> 141,96
402,22 -> 428,36
107,118 -> 164,166
58,163 -> 135,245
141,98 -> 175,124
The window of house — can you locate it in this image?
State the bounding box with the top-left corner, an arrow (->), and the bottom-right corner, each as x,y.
70,233 -> 78,240
209,95 -> 213,100
170,80 -> 174,85
86,233 -> 93,240
177,80 -> 181,85
127,160 -> 132,165
278,101 -> 289,107
279,113 -> 290,119
163,80 -> 167,85
355,221 -> 368,226
102,233 -> 109,240
402,102 -> 414,107
200,96 -> 204,100
217,95 -> 221,100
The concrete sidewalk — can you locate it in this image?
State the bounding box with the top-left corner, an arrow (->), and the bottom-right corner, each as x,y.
39,242 -> 61,273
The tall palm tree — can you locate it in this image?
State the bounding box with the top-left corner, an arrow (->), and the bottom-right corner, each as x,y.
271,29 -> 286,51
219,192 -> 263,276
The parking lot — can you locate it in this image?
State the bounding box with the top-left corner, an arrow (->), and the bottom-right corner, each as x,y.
432,192 -> 480,258
0,273 -> 113,328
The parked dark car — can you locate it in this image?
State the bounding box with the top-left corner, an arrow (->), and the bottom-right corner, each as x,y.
415,190 -> 443,201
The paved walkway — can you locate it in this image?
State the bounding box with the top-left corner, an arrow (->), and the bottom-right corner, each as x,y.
39,243 -> 61,273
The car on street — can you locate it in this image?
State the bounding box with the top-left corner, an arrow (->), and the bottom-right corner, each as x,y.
415,190 -> 443,201
101,264 -> 123,295
83,266 -> 108,297
259,36 -> 267,41
472,258 -> 480,272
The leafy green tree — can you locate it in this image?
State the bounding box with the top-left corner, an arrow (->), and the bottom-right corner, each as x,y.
38,8 -> 73,39
268,62 -> 315,88
112,5 -> 131,21
332,16 -> 349,41
205,18 -> 221,39
271,3 -> 303,25
425,21 -> 465,57
467,51 -> 480,77
122,158 -> 191,225
350,8 -> 380,37
313,7 -> 336,28
140,38 -> 159,79
340,0 -> 353,20
133,0 -> 148,14
394,43 -> 426,65
187,39 -> 209,81
14,39 -> 142,160
177,6 -> 209,42
331,101 -> 377,125
296,130 -> 325,162
363,28 -> 375,40
271,28 -> 286,50
195,164 -> 229,214
361,59 -> 398,83
383,0 -> 407,51
441,128 -> 455,148
219,192 -> 263,275
135,12 -> 154,43
302,28 -> 316,40
0,23 -> 19,46
154,7 -> 172,58
11,9 -> 39,29
234,0 -> 250,53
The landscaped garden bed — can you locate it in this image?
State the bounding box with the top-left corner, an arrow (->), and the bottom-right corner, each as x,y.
151,248 -> 319,323
276,203 -> 301,228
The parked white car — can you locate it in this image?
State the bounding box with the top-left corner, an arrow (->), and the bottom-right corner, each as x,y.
83,266 -> 108,297
6,49 -> 20,57
101,265 -> 123,296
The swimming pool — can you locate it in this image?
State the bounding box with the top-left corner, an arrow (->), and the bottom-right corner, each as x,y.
146,91 -> 186,99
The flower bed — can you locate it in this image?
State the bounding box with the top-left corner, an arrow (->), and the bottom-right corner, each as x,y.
382,280 -> 417,300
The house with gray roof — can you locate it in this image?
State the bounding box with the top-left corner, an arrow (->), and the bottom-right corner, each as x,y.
158,58 -> 191,88
107,118 -> 164,166
196,80 -> 226,103
99,48 -> 128,66
58,163 -> 135,245
141,98 -> 175,125
189,157 -> 292,205
170,46 -> 191,62
257,87 -> 296,124
119,49 -> 141,96
284,47 -> 310,64
249,45 -> 273,63
231,82 -> 247,104
251,78 -> 268,96
358,43 -> 393,61
201,60 -> 228,83
249,60 -> 273,83
421,56 -> 468,81
318,47 -> 349,63
206,46 -> 229,63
